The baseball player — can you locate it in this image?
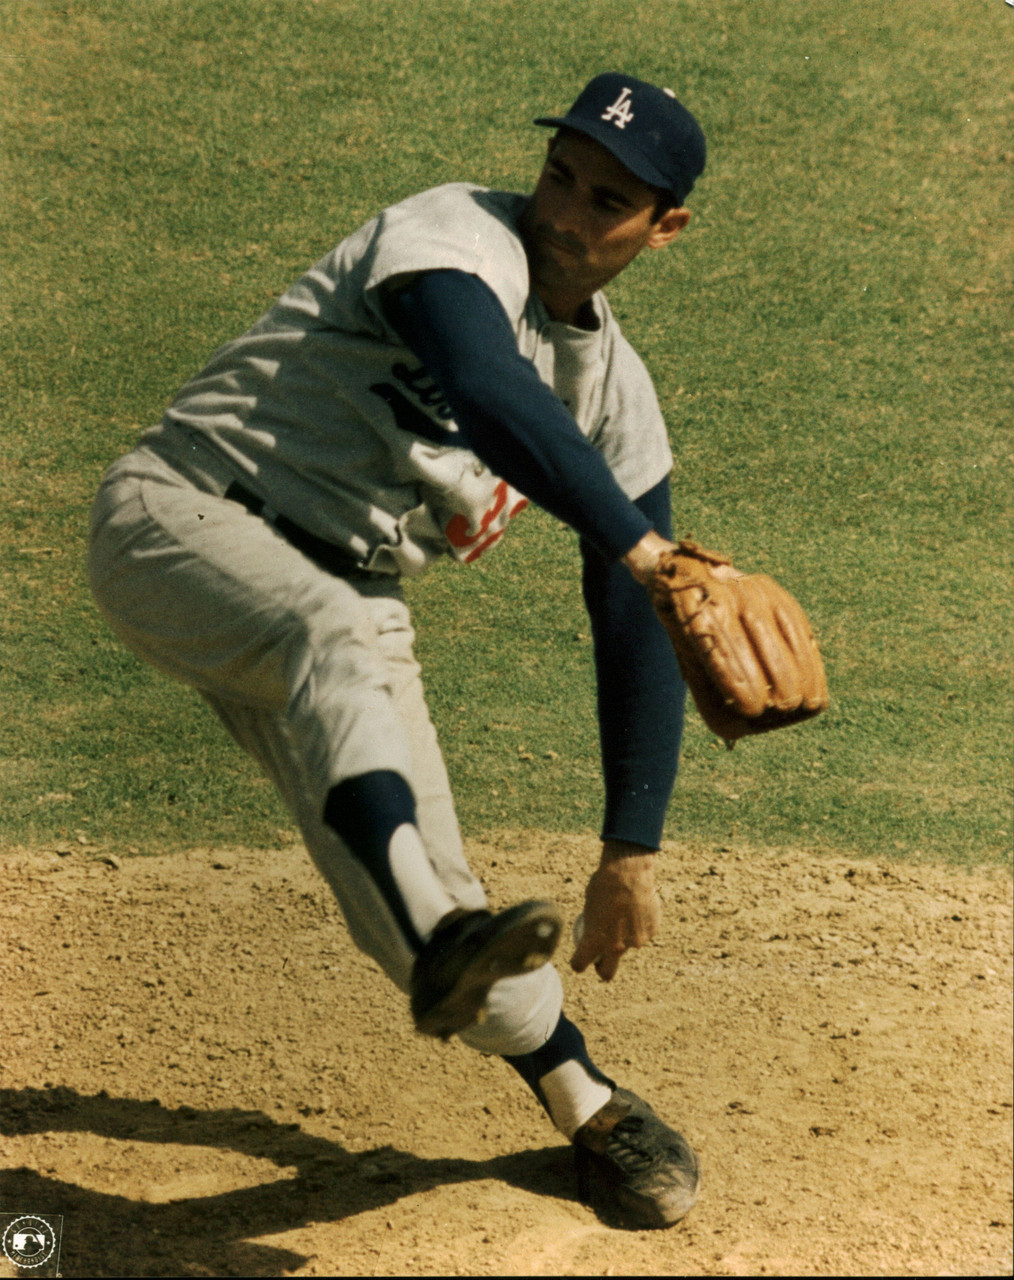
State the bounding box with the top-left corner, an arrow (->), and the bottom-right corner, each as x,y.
88,73 -> 706,1228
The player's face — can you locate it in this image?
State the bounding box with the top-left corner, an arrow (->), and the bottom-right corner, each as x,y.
520,132 -> 690,323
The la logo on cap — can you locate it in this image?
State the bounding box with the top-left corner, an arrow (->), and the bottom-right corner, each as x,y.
601,86 -> 634,129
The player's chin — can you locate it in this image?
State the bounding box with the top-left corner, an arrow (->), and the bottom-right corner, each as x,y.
529,251 -> 571,288
531,256 -> 596,303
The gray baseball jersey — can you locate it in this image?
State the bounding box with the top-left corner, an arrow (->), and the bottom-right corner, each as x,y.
157,183 -> 673,576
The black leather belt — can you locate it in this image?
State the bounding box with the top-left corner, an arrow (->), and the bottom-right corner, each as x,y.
224,481 -> 377,579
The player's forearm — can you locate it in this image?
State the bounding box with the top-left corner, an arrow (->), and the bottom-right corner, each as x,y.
382,269 -> 651,561
582,478 -> 686,849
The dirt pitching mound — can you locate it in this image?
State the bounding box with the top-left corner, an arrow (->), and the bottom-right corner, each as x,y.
1,836 -> 1011,1277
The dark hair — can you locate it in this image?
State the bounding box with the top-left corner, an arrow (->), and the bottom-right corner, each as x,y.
650,188 -> 678,222
548,127 -> 680,223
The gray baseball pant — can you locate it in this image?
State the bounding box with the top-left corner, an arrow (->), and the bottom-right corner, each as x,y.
86,439 -> 563,1056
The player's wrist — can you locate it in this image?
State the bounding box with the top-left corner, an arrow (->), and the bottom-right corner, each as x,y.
601,837 -> 657,863
621,531 -> 675,585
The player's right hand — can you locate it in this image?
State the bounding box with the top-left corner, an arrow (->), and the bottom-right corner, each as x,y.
569,841 -> 661,981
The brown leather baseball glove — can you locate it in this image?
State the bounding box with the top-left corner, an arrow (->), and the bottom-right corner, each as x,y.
649,540 -> 829,746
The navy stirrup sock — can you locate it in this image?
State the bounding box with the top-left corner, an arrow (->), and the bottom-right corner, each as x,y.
503,1013 -> 616,1114
324,770 -> 424,951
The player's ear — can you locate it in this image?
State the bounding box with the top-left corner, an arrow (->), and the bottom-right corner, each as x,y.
647,207 -> 691,250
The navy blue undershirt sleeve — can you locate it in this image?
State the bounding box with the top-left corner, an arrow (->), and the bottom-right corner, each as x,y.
581,476 -> 687,850
381,269 -> 651,561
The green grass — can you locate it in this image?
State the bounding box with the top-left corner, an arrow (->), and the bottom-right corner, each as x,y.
2,0 -> 1010,865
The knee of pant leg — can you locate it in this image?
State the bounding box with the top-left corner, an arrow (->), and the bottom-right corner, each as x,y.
457,963 -> 564,1057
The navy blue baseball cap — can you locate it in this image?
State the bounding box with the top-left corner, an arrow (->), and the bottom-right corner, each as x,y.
534,72 -> 706,206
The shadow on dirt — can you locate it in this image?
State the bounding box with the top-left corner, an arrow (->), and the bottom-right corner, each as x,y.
0,1086 -> 577,1277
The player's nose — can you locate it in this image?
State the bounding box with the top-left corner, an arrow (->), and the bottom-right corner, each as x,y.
542,223 -> 585,257
547,197 -> 587,244
536,182 -> 584,242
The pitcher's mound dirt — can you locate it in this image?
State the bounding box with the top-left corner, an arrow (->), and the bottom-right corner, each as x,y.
1,836 -> 1011,1277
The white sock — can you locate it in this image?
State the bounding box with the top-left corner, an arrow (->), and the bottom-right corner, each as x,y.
387,823 -> 457,941
538,1059 -> 614,1140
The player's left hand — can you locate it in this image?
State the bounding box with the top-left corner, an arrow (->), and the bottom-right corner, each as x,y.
569,840 -> 662,980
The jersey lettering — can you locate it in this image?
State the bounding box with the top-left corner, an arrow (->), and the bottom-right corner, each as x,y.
391,362 -> 453,418
370,360 -> 458,445
601,87 -> 634,129
369,381 -> 459,446
444,480 -> 529,563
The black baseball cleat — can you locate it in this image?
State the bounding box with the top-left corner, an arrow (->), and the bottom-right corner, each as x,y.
573,1087 -> 701,1229
410,900 -> 562,1039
